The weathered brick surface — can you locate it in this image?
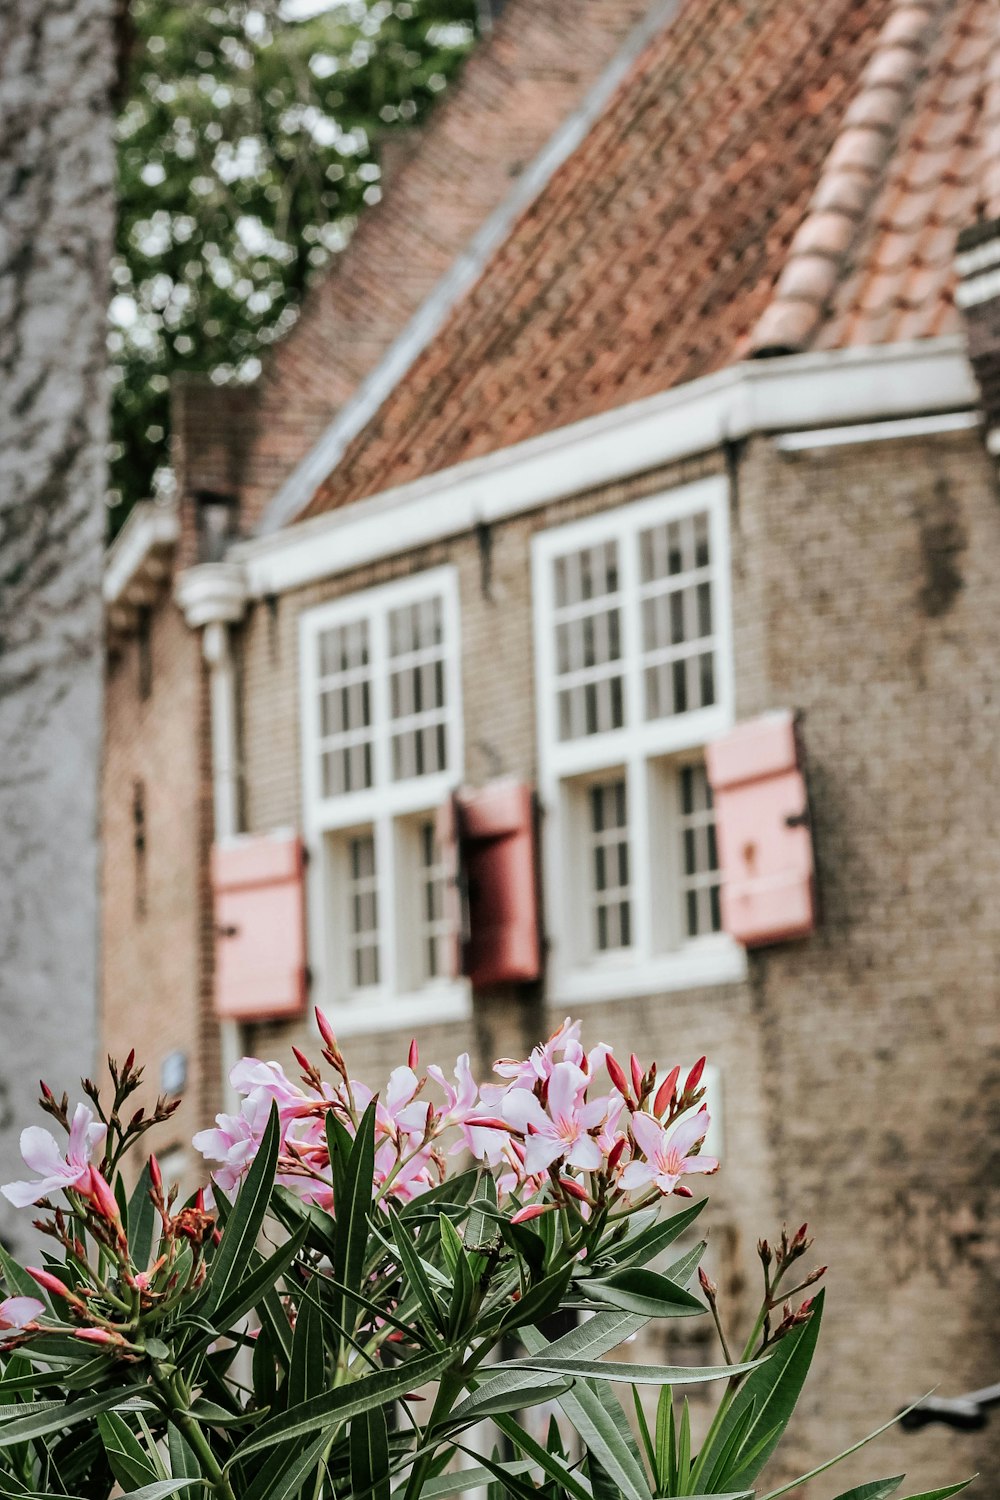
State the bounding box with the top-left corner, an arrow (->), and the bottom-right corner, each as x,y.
101,596 -> 215,1184
236,428 -> 1000,1494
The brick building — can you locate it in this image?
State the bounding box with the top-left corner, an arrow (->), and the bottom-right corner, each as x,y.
103,0 -> 1000,1492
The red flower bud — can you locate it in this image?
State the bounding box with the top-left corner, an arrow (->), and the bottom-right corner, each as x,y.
606,1054 -> 630,1099
27,1267 -> 75,1301
606,1136 -> 627,1172
630,1054 -> 644,1098
148,1154 -> 162,1193
698,1265 -> 718,1298
315,1007 -> 338,1052
684,1056 -> 706,1095
124,1049 -> 136,1073
559,1177 -> 590,1203
292,1045 -> 312,1075
673,1184 -> 694,1198
653,1065 -> 680,1117
408,1038 -> 419,1070
87,1170 -> 121,1225
510,1203 -> 554,1224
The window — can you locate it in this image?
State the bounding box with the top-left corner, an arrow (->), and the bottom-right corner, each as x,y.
533,477 -> 743,1001
301,569 -> 468,1030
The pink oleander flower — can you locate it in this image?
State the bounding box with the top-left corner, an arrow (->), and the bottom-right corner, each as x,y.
0,1296 -> 44,1332
193,1089 -> 275,1193
428,1054 -> 510,1164
620,1108 -> 718,1197
501,1061 -> 610,1175
1,1104 -> 106,1209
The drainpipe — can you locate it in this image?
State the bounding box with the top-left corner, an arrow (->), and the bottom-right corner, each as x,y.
176,563 -> 248,1114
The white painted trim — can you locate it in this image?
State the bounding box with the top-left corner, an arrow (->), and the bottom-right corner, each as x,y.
775,409 -> 982,452
257,0 -> 684,536
955,237 -> 1000,279
175,563 -> 248,628
955,267 -> 1000,309
103,501 -> 178,604
299,566 -> 470,1033
233,339 -> 977,600
531,477 -> 746,1002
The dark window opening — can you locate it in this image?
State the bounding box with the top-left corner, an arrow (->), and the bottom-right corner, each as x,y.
137,607 -> 153,700
132,779 -> 147,919
196,490 -> 240,563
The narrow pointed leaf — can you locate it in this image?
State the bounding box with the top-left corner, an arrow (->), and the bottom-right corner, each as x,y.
0,1389 -> 140,1448
166,1426 -> 200,1481
662,1240 -> 707,1288
230,1347 -> 453,1461
351,1406 -> 391,1500
585,1267 -> 704,1318
828,1483 -> 904,1500
127,1162 -> 159,1273
613,1200 -> 706,1268
333,1100 -> 377,1331
495,1413 -> 595,1500
490,1355 -> 759,1385
206,1102 -> 280,1313
655,1385 -> 674,1494
288,1280 -> 324,1408
696,1288 -> 824,1488
98,1411 -> 160,1490
201,1220 -> 308,1349
242,1433 -> 331,1500
758,1382 -> 933,1500
900,1484 -> 975,1500
400,1462 -> 535,1500
497,1265 -> 572,1335
386,1214 -> 446,1336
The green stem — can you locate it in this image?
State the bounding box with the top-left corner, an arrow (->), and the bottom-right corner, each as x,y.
150,1365 -> 237,1500
401,1367 -> 465,1500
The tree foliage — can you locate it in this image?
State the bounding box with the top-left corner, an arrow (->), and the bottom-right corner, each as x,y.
109,0 -> 477,534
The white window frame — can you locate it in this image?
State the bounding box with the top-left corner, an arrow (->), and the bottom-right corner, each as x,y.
533,475 -> 746,1003
300,566 -> 470,1034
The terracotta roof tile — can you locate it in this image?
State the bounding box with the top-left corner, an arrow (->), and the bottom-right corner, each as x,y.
296,0 -> 999,521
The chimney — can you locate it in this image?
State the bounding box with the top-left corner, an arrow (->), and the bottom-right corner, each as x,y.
956,216 -> 1000,473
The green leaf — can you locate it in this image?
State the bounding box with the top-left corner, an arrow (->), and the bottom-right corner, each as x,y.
332,1101 -> 377,1332
465,1172 -> 497,1252
676,1397 -> 691,1490
98,1410 -> 161,1490
489,1355 -> 759,1385
584,1267 -> 704,1319
127,1162 -> 159,1272
166,1425 -> 200,1482
241,1433 -> 331,1500
119,1483 -> 205,1500
386,1212 -> 446,1337
495,1413 -> 595,1500
632,1386 -> 655,1479
458,1446 -> 541,1500
0,1388 -> 139,1448
497,1265 -> 573,1336
450,1375 -> 574,1427
351,1405 -> 390,1500
206,1102 -> 280,1314
230,1348 -> 453,1462
326,1108 -> 355,1208
612,1199 -> 706,1268
900,1484 -> 975,1500
829,1482 -> 904,1500
662,1240 -> 707,1288
403,1462 -> 535,1500
0,1247 -> 42,1303
696,1288 -> 825,1489
289,1285 -> 325,1409
701,1397 -> 757,1491
655,1385 -> 674,1494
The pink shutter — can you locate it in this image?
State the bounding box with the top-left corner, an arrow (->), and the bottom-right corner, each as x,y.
459,780 -> 541,987
212,832 -> 307,1020
434,793 -> 465,982
706,712 -> 816,948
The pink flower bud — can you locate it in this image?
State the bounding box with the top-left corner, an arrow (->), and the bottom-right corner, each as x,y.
510,1203 -> 554,1224
654,1065 -> 680,1117
698,1265 -> 718,1298
148,1154 -> 162,1193
673,1184 -> 694,1198
74,1327 -> 125,1345
559,1177 -> 590,1203
315,1007 -> 338,1053
684,1057 -> 706,1094
606,1054 -> 630,1099
27,1267 -> 74,1301
292,1045 -> 312,1075
408,1038 -> 419,1070
87,1170 -> 121,1225
606,1136 -> 627,1172
630,1054 -> 644,1097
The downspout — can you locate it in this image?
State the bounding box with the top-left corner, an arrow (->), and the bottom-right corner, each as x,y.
176,563 -> 248,1114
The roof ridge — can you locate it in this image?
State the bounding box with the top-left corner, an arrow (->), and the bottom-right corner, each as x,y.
749,0 -> 946,356
254,0 -> 682,537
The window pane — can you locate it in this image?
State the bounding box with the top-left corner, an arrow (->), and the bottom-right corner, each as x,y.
317,620 -> 374,796
388,596 -> 449,781
588,778 -> 632,953
552,541 -> 625,742
347,832 -> 379,988
638,510 -> 716,723
676,764 -> 722,939
417,820 -> 450,982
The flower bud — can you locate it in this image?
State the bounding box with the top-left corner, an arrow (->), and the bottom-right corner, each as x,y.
757,1238 -> 772,1267
510,1203 -> 554,1224
315,1007 -> 339,1054
27,1267 -> 78,1304
124,1049 -> 136,1073
87,1170 -> 122,1225
654,1065 -> 680,1117
630,1054 -> 644,1098
75,1327 -> 126,1346
698,1265 -> 718,1299
673,1184 -> 694,1198
606,1054 -> 631,1100
606,1136 -> 627,1172
148,1154 -> 162,1193
684,1056 -> 706,1095
559,1177 -> 590,1203
292,1045 -> 313,1075
408,1038 -> 419,1070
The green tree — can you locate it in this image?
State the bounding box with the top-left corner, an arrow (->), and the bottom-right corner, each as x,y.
109,0 -> 477,534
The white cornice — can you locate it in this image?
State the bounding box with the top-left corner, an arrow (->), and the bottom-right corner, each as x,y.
230,338 -> 977,601
103,501 -> 179,607
175,563 -> 248,629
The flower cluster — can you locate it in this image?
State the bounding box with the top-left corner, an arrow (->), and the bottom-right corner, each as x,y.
193,1012 -> 719,1223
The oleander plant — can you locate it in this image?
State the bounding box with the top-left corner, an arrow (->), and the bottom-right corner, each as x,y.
0,1016 -> 970,1500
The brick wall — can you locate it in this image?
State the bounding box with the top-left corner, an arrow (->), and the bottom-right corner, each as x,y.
101,592 -> 215,1186
234,428 -> 1000,1494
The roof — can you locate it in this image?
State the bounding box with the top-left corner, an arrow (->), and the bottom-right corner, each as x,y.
296,0 -> 999,525
243,0 -> 652,531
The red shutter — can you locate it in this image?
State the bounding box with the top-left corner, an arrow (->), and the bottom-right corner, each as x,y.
706,712 -> 816,948
212,832 -> 307,1020
437,781 -> 542,987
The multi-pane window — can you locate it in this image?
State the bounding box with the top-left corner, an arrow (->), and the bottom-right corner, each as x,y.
346,833 -> 379,988
677,765 -> 721,939
534,480 -> 737,994
302,569 -> 465,1017
589,779 -> 631,952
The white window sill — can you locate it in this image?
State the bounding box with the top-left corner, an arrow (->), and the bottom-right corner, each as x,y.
550,936 -> 747,1006
315,979 -> 472,1038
